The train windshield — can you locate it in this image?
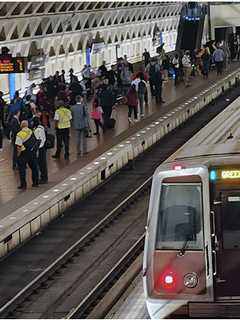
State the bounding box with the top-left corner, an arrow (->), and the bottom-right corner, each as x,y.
156,183 -> 203,250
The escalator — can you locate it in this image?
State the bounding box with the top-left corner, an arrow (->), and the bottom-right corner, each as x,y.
176,3 -> 207,52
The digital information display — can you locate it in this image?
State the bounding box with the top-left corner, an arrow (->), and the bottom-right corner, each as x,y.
209,169 -> 240,181
221,170 -> 240,179
0,56 -> 26,73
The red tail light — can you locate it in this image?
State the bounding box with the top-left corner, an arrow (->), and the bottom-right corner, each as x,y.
173,164 -> 185,170
155,269 -> 179,292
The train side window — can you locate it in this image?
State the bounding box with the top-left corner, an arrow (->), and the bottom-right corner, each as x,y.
156,183 -> 203,250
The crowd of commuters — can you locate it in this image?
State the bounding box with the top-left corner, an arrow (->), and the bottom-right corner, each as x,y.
0,37 -> 237,190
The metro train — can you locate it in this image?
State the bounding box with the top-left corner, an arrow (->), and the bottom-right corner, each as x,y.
143,97 -> 240,318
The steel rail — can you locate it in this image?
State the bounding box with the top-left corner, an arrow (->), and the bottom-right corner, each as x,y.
66,233 -> 145,319
1,82 -> 239,317
0,176 -> 152,317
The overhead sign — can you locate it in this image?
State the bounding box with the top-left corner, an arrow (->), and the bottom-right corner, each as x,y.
221,170 -> 240,179
29,55 -> 46,71
0,56 -> 26,73
28,54 -> 46,80
92,42 -> 105,54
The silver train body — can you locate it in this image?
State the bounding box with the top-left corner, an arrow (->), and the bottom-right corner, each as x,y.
143,97 -> 240,318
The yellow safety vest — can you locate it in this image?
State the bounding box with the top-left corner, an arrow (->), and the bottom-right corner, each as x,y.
56,107 -> 71,129
16,127 -> 32,151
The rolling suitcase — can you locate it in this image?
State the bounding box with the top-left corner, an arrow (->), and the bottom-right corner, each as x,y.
106,118 -> 116,129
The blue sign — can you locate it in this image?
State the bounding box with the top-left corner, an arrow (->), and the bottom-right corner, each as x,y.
8,73 -> 15,99
86,48 -> 91,65
159,32 -> 163,46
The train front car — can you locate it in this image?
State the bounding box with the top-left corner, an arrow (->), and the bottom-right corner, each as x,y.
143,162 -> 214,319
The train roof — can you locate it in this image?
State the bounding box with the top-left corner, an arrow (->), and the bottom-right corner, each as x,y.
158,96 -> 240,170
173,140 -> 240,166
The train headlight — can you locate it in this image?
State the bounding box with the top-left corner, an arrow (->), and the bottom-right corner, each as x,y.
183,272 -> 198,288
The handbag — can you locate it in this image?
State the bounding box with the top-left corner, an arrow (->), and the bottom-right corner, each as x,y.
90,111 -> 101,120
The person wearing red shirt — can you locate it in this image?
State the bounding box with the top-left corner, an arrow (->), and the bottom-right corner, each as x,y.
127,84 -> 138,124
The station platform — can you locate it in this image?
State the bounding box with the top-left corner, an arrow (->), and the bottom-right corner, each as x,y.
0,63 -> 239,220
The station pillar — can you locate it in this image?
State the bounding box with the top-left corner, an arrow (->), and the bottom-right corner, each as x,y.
86,47 -> 91,65
8,73 -> 16,99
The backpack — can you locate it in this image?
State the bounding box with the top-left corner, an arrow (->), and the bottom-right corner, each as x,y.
23,133 -> 41,152
138,81 -> 147,95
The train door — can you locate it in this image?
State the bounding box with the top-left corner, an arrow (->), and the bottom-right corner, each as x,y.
214,190 -> 240,298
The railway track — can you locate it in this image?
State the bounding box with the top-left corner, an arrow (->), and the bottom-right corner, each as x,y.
0,84 -> 239,319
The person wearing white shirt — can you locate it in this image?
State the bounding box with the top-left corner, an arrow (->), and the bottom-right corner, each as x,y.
172,53 -> 180,85
133,73 -> 148,117
33,117 -> 48,184
182,51 -> 192,87
131,76 -> 141,91
26,83 -> 37,102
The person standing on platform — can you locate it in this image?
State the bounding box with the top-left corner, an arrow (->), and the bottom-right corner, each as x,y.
120,64 -> 133,96
71,95 -> 89,156
59,70 -> 65,84
98,61 -> 108,78
0,91 -> 5,151
10,110 -> 21,170
69,77 -> 83,105
213,44 -> 225,75
137,73 -> 148,117
107,65 -> 117,88
155,68 -> 165,104
15,120 -> 39,189
127,84 -> 138,123
81,65 -> 92,96
33,117 -> 48,184
91,96 -> 104,135
97,79 -> 116,128
182,50 -> 192,87
202,45 -> 211,79
143,49 -> 150,67
26,83 -> 36,102
146,59 -> 157,96
52,100 -> 72,160
123,55 -> 133,73
172,53 -> 180,85
13,91 -> 24,111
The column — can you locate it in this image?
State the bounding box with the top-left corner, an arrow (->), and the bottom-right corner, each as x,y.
86,47 -> 91,65
8,73 -> 16,100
